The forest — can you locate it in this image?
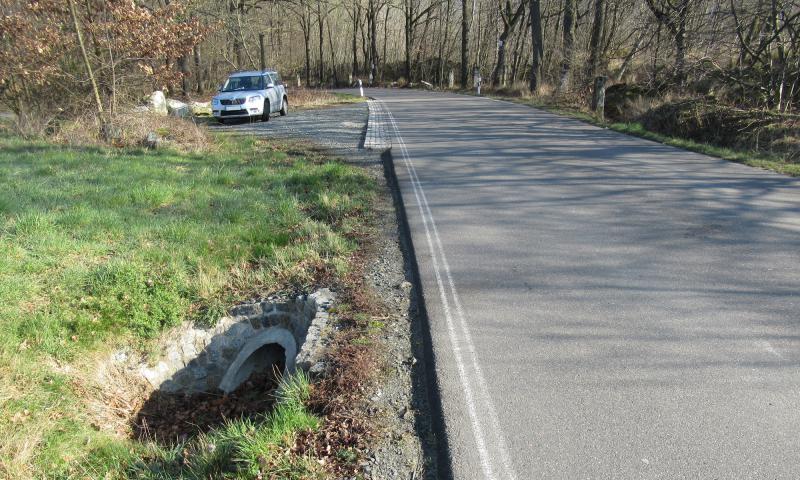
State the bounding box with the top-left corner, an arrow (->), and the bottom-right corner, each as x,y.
1,0 -> 798,159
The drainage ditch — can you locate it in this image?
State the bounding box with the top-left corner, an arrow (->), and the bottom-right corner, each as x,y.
127,289 -> 333,443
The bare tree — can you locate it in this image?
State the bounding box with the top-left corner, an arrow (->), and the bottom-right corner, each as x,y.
643,0 -> 692,83
588,0 -> 607,79
491,0 -> 527,86
403,0 -> 441,80
461,0 -> 470,87
559,0 -> 577,90
529,0 -> 544,91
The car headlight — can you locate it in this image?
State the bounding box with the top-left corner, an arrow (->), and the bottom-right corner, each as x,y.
211,98 -> 220,106
247,95 -> 262,104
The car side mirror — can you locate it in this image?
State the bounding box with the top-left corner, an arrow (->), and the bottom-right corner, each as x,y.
266,83 -> 275,89
218,85 -> 223,92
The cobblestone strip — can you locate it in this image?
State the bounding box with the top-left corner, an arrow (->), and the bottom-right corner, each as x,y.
364,99 -> 391,151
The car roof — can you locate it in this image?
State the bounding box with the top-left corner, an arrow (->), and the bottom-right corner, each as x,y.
229,70 -> 277,77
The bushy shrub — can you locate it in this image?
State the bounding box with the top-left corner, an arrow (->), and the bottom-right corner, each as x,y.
639,99 -> 800,160
0,0 -> 209,135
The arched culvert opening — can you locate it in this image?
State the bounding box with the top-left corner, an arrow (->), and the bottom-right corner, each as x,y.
218,327 -> 297,393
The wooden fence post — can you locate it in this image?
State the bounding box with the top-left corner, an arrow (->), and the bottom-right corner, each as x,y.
259,33 -> 266,71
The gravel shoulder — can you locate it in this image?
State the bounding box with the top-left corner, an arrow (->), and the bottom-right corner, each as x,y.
211,105 -> 439,480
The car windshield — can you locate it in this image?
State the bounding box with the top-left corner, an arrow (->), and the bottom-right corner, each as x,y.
221,75 -> 263,92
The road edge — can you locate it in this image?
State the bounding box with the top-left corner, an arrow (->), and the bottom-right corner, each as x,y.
364,100 -> 392,150
380,146 -> 455,480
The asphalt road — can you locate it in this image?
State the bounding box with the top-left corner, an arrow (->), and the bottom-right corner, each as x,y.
355,88 -> 800,479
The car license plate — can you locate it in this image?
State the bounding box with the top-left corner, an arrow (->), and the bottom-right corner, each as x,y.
225,106 -> 241,112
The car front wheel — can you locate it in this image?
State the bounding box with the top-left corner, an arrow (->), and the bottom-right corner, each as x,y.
280,97 -> 288,116
262,100 -> 270,122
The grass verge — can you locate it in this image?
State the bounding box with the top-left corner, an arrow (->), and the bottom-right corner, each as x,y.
605,121 -> 800,177
485,93 -> 800,177
82,372 -> 323,479
290,89 -> 366,110
0,131 -> 377,478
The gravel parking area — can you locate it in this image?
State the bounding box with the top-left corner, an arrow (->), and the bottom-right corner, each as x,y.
212,104 -> 438,480
210,103 -> 372,161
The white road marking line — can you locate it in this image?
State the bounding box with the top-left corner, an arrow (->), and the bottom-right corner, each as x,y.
381,100 -> 518,480
364,100 -> 391,150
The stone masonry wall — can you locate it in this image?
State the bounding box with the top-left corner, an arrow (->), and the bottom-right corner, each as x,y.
139,289 -> 334,393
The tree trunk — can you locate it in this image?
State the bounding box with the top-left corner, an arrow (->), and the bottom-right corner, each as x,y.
438,0 -> 453,85
510,12 -> 528,83
302,15 -> 311,86
231,0 -> 244,68
405,0 -> 413,80
68,0 -> 103,115
259,33 -> 266,72
415,7 -> 434,80
615,30 -> 644,81
492,1 -> 525,87
382,6 -> 390,80
529,0 -> 543,92
178,55 -> 190,96
317,1 -> 325,85
193,45 -> 203,93
559,0 -> 576,91
352,4 -> 360,78
587,0 -> 606,79
461,0 -> 470,87
361,13 -> 369,70
644,0 -> 691,85
674,22 -> 687,85
370,1 -> 378,82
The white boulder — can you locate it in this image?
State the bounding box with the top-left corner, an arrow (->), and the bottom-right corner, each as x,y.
149,91 -> 168,116
189,101 -> 211,116
166,98 -> 190,118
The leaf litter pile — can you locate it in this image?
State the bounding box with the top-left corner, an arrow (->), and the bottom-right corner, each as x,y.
292,331 -> 376,476
132,369 -> 282,443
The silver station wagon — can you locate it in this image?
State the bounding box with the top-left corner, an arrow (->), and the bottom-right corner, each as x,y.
211,70 -> 288,123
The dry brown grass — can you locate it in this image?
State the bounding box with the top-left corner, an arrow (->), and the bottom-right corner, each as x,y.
53,110 -> 211,152
78,352 -> 153,439
639,99 -> 800,161
289,88 -> 365,110
491,81 -> 534,98
289,88 -> 337,108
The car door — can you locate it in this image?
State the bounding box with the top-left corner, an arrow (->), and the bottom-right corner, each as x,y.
265,73 -> 280,112
272,72 -> 286,107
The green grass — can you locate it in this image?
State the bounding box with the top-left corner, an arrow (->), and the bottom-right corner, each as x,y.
77,373 -> 322,479
487,94 -> 800,177
606,121 -> 800,177
0,133 -> 375,478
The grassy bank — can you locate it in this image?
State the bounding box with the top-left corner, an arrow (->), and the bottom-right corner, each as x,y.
484,93 -> 800,177
0,132 -> 376,478
606,121 -> 800,177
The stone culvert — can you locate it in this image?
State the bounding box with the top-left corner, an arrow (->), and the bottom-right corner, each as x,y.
140,289 -> 334,394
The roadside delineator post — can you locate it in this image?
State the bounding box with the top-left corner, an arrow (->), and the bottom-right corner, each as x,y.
358,79 -> 364,97
473,66 -> 482,95
592,75 -> 607,120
